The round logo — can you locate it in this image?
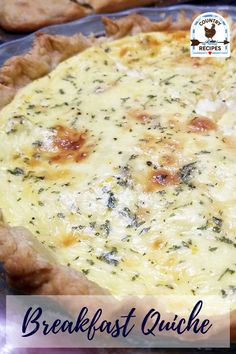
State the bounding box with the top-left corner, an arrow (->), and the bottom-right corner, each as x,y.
190,12 -> 230,58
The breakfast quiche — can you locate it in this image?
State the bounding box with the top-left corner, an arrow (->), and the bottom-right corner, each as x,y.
0,13 -> 236,336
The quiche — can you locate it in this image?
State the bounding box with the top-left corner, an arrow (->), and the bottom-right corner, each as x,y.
0,13 -> 236,336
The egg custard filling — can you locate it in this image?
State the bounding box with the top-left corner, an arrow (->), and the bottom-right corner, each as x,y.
0,31 -> 236,304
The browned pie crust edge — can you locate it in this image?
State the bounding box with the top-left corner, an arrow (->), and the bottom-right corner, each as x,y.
0,1 -> 191,33
82,1 -> 194,14
0,12 -> 235,341
85,0 -> 156,13
0,221 -> 108,295
0,0 -> 91,33
0,13 -> 193,110
0,32 -> 94,110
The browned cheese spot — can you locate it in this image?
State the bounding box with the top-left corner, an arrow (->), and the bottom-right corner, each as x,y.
188,116 -> 217,133
168,31 -> 187,40
147,168 -> 180,192
190,57 -> 219,68
152,238 -> 164,250
159,154 -> 177,167
128,109 -> 151,123
60,233 -> 79,248
139,35 -> 161,56
119,46 -> 130,57
33,125 -> 92,165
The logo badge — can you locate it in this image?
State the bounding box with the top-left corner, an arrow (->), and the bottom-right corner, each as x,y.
190,12 -> 230,58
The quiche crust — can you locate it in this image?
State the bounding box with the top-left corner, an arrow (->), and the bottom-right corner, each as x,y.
0,13 -> 193,110
0,0 -> 91,33
0,219 -> 107,295
84,0 -> 157,13
0,13 -> 236,341
0,1 -> 188,32
0,32 -> 94,110
102,12 -> 193,39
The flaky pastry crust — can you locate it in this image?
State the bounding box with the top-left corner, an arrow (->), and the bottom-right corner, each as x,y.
102,12 -> 193,39
0,0 -> 91,33
0,1 -> 188,32
0,220 -> 107,295
0,13 -> 192,110
79,1 -> 192,14
0,32 -> 94,110
0,12 -> 235,340
84,0 -> 156,13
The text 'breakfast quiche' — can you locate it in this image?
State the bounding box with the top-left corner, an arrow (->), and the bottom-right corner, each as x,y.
0,14 -> 235,333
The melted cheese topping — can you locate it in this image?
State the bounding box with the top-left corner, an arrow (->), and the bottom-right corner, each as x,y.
0,31 -> 236,305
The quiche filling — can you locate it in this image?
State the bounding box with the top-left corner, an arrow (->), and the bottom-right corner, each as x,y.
0,31 -> 236,304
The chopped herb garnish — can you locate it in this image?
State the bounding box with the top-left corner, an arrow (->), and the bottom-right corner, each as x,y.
82,269 -> 90,275
98,248 -> 119,266
107,191 -> 118,209
209,247 -> 218,252
8,167 -> 24,176
100,220 -> 111,236
212,216 -> 223,233
179,162 -> 197,183
218,268 -> 235,281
